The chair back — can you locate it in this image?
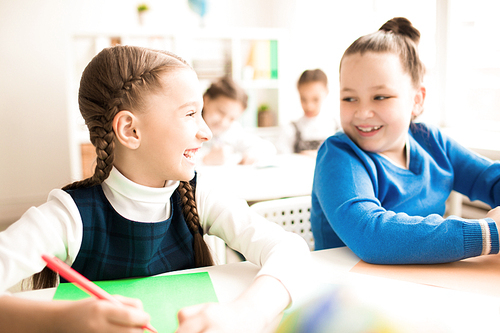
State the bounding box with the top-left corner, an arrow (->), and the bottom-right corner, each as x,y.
250,196 -> 314,250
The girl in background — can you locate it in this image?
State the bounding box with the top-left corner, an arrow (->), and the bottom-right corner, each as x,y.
277,69 -> 337,157
199,76 -> 276,165
0,45 -> 310,332
311,17 -> 500,264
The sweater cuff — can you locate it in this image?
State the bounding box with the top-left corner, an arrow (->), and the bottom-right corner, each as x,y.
486,218 -> 499,255
462,221 -> 483,258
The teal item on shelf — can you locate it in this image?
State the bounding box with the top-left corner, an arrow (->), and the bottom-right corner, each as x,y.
270,40 -> 278,79
188,0 -> 209,18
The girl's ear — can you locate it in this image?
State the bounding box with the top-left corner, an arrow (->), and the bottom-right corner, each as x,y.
112,110 -> 140,149
412,86 -> 426,118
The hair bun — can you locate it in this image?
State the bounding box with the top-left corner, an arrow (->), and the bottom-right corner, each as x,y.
379,17 -> 420,44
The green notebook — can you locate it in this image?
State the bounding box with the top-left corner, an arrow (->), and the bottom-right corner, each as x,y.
53,272 -> 218,333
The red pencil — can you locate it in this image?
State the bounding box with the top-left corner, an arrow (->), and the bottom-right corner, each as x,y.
42,254 -> 158,333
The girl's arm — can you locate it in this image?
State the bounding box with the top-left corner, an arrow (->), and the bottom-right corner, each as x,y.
0,189 -> 85,291
0,190 -> 153,332
194,184 -> 311,331
440,127 -> 500,207
196,184 -> 311,302
0,294 -> 150,333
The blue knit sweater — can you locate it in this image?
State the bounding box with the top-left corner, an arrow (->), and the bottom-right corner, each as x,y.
311,123 -> 500,264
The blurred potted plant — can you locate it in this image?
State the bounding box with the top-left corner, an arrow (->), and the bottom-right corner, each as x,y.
137,3 -> 150,25
257,104 -> 274,127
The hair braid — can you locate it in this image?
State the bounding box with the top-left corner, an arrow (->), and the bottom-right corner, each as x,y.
177,181 -> 214,267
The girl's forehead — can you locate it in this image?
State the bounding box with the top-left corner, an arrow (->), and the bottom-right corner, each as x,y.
342,51 -> 400,67
341,52 -> 407,80
156,69 -> 202,94
298,81 -> 328,91
158,68 -> 197,85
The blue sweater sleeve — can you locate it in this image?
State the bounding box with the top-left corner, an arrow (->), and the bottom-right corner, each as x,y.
436,127 -> 500,206
311,129 -> 499,264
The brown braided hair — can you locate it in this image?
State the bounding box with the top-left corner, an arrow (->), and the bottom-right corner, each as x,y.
32,45 -> 213,289
177,181 -> 214,267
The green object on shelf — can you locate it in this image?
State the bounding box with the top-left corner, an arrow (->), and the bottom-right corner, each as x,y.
270,40 -> 278,80
258,104 -> 269,113
137,3 -> 149,12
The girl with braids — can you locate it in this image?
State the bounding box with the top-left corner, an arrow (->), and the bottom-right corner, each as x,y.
311,17 -> 500,264
0,45 -> 310,332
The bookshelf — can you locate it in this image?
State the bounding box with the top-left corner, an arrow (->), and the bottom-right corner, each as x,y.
67,28 -> 286,180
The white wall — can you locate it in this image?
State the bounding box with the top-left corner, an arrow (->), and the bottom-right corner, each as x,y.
0,0 -> 72,225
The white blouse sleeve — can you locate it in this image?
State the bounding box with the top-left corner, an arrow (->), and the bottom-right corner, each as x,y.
0,189 -> 83,291
195,183 -> 312,303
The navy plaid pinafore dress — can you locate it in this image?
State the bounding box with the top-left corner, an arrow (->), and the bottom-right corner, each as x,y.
63,180 -> 196,282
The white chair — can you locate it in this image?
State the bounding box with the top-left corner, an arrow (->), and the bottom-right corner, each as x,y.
250,196 -> 314,250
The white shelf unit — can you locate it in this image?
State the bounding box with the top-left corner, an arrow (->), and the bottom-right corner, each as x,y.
67,28 -> 286,180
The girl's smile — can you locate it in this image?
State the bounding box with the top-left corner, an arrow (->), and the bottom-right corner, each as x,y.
355,125 -> 383,136
183,147 -> 201,163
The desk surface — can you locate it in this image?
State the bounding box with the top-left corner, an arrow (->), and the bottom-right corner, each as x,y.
13,248 -> 500,332
196,154 -> 316,202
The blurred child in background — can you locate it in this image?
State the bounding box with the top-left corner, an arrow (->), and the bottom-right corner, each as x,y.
277,69 -> 337,157
199,76 -> 276,165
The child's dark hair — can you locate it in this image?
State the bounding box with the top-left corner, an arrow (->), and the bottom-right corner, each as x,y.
340,17 -> 425,88
204,76 -> 248,109
32,45 -> 213,289
297,69 -> 328,89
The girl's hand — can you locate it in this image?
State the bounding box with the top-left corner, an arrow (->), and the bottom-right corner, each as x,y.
176,301 -> 282,333
238,153 -> 257,165
0,294 -> 150,333
176,275 -> 289,333
486,206 -> 500,238
52,295 -> 151,333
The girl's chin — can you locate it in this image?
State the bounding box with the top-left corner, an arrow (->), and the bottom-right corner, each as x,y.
351,138 -> 380,153
182,169 -> 196,181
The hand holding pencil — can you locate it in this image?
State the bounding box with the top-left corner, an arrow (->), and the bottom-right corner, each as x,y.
42,255 -> 158,333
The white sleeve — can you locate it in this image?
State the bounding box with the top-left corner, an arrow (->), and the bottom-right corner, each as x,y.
275,123 -> 296,155
223,123 -> 276,162
195,183 -> 311,303
0,189 -> 83,291
236,131 -> 277,161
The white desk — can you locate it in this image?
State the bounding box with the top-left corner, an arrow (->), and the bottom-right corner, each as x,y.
13,248 -> 500,332
196,154 -> 316,203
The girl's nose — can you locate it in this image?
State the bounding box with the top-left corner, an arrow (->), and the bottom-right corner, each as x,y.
197,118 -> 212,141
354,103 -> 374,119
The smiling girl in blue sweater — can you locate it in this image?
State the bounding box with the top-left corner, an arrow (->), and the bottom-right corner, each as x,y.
311,17 -> 500,264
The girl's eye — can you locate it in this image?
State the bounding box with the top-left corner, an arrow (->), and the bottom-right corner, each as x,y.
374,96 -> 390,101
187,111 -> 196,117
341,97 -> 356,102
